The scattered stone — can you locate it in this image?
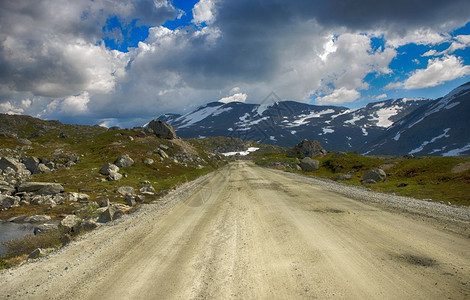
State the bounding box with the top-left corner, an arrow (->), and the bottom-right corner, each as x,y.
118,186 -> 135,196
144,158 -> 154,165
451,162 -> 470,174
331,152 -> 347,158
361,179 -> 377,185
58,132 -> 69,138
290,140 -> 327,158
114,154 -> 134,168
300,157 -> 320,171
363,168 -> 387,183
24,215 -> 52,223
33,223 -> 58,235
126,195 -> 136,207
58,215 -> 82,234
18,182 -> 64,195
24,157 -> 40,173
98,206 -> 116,223
7,215 -> 28,223
159,144 -> 169,151
0,195 -> 19,209
28,248 -> 46,259
81,220 -> 99,232
99,199 -> 109,207
65,192 -> 90,202
139,185 -> 156,195
108,172 -> 122,181
397,183 -> 408,188
135,195 -> 145,203
18,138 -> 32,145
0,157 -> 26,173
335,174 -> 352,181
99,163 -> 119,175
147,119 -> 177,139
157,149 -> 169,159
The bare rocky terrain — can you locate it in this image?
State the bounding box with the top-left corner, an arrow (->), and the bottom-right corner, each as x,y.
1,161 -> 469,299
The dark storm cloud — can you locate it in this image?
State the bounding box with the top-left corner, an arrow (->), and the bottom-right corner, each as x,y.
217,0 -> 470,32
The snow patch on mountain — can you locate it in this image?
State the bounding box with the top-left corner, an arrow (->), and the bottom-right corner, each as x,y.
372,106 -> 400,127
409,128 -> 451,154
442,143 -> 470,156
284,109 -> 335,128
345,114 -> 364,125
176,104 -> 224,128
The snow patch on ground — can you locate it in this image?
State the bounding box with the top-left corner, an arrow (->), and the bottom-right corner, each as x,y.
291,130 -> 297,135
222,147 -> 260,156
409,128 -> 451,154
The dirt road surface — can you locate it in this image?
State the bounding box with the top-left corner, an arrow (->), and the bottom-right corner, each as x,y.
1,161 -> 469,299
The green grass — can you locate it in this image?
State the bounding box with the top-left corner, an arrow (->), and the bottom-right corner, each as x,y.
253,151 -> 470,206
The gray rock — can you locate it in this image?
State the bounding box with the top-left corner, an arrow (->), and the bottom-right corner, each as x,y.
159,144 -> 169,151
335,174 -> 352,181
363,168 -> 387,182
81,219 -> 99,231
114,154 -> 134,168
139,185 -> 156,195
300,157 -> 320,171
117,186 -> 135,196
135,195 -> 145,203
361,179 -> 377,185
18,182 -> 64,195
65,192 -> 90,202
99,163 -> 119,175
24,157 -> 40,173
28,248 -> 46,259
33,223 -> 58,235
126,195 -> 136,207
18,138 -> 32,145
98,206 -> 116,223
290,140 -> 327,158
0,157 -> 26,172
147,119 -> 177,139
0,195 -> 19,209
157,149 -> 169,159
108,172 -> 122,181
58,215 -> 82,234
99,199 -> 109,207
24,215 -> 52,223
144,158 -> 154,165
35,163 -> 51,173
7,215 -> 28,223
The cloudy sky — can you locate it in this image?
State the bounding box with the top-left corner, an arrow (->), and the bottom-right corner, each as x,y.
1,0 -> 469,127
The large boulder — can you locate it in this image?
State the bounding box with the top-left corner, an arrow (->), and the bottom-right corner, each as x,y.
290,140 -> 327,158
33,223 -> 58,235
59,215 -> 82,234
18,182 -> 64,195
24,215 -> 52,223
362,168 -> 386,183
147,119 -> 177,139
114,154 -> 134,168
0,157 -> 27,173
99,163 -> 119,175
98,206 -> 117,223
299,157 -> 320,171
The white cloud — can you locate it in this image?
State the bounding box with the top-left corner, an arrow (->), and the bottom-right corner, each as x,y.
375,94 -> 387,100
218,93 -> 247,104
403,55 -> 470,89
315,88 -> 360,105
443,35 -> 470,54
422,49 -> 437,57
386,29 -> 450,47
60,92 -> 90,115
192,0 -> 216,25
0,102 -> 24,115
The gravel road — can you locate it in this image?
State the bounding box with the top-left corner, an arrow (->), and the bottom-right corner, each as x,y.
1,161 -> 469,299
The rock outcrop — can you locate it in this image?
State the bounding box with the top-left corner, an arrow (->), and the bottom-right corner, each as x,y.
147,120 -> 177,139
299,157 -> 320,171
290,140 -> 327,158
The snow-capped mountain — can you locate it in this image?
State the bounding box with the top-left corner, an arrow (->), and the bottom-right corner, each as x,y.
158,96 -> 432,152
364,82 -> 470,156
